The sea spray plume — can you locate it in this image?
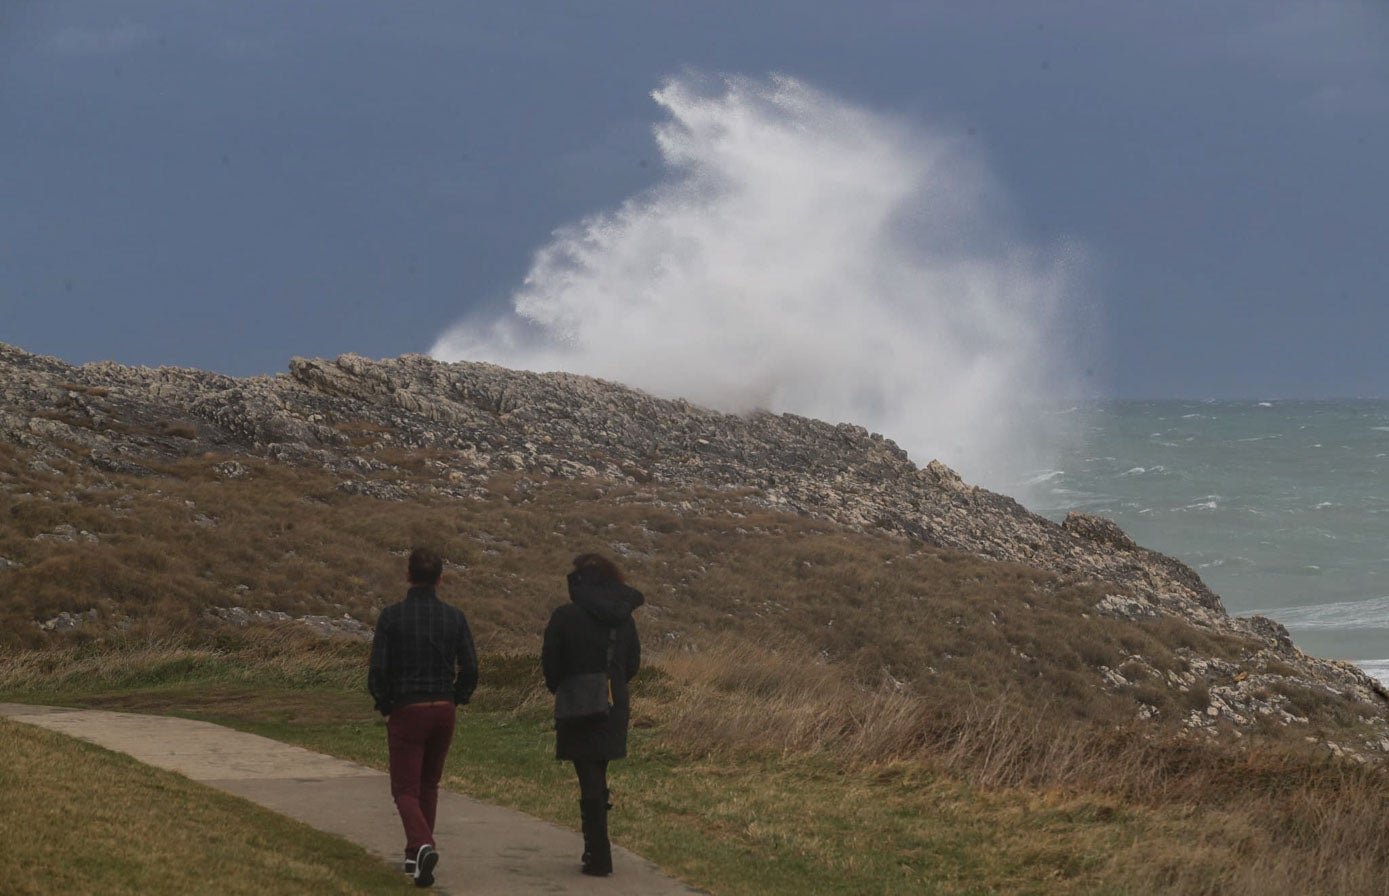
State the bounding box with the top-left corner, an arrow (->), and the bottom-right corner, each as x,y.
432,74 -> 1088,494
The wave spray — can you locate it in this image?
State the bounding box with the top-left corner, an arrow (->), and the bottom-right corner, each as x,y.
432,74 -> 1090,495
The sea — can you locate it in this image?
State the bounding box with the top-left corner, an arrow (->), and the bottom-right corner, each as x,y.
1028,400 -> 1389,687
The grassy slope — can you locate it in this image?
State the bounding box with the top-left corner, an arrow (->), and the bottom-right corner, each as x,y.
3,452 -> 1358,737
0,716 -> 407,896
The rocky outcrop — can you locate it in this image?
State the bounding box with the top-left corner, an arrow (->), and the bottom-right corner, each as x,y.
2,341 -> 1385,738
205,606 -> 373,640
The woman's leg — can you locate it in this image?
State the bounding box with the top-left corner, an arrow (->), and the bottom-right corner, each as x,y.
573,760 -> 613,875
572,759 -> 608,800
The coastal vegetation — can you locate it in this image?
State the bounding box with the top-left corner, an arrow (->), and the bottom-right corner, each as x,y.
4,627 -> 1387,895
3,454 -> 1387,893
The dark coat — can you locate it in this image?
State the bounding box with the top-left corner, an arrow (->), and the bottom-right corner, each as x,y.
367,585 -> 477,716
541,571 -> 643,761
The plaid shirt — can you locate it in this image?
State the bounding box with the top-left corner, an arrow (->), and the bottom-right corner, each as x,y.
368,585 -> 478,716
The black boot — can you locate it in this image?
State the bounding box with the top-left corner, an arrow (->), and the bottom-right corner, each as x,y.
579,796 -> 612,876
578,799 -> 592,867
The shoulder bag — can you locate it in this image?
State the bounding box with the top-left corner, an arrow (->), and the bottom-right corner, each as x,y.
554,627 -> 617,723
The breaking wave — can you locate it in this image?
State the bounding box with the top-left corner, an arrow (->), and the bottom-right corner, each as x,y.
432,74 -> 1091,493
1262,595 -> 1389,630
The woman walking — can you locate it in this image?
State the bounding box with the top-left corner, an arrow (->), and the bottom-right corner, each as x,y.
541,553 -> 643,877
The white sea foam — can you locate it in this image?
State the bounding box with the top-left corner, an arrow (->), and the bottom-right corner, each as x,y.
431,74 -> 1090,493
1262,595 -> 1389,630
1198,555 -> 1253,570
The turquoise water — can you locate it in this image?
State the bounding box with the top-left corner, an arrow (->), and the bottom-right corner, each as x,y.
1031,401 -> 1389,685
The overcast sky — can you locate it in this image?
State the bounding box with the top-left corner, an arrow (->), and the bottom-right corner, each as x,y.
3,1 -> 1386,399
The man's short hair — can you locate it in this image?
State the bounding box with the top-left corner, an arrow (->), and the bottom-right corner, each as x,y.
408,548 -> 444,585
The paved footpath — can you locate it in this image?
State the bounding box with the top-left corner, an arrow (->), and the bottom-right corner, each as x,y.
0,703 -> 707,895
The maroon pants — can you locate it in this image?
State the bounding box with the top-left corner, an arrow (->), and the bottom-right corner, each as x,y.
387,701 -> 456,856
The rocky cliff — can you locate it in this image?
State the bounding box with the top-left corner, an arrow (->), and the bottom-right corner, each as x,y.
2,342 -> 1385,752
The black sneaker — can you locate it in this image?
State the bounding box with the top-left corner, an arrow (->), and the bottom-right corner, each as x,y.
403,857 -> 417,876
413,844 -> 439,888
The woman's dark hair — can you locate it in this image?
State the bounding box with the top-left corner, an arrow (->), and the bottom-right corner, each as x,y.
408,547 -> 444,585
571,552 -> 624,585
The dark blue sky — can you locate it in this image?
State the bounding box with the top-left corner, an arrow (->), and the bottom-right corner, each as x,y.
3,1 -> 1386,398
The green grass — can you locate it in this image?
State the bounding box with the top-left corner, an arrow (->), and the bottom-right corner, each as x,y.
0,716 -> 409,896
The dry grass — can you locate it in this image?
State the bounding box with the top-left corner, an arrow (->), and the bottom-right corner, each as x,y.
0,628 -> 366,694
640,640 -> 1389,896
0,449 -> 1374,736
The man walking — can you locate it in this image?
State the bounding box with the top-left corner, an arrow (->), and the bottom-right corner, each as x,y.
368,547 -> 478,888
